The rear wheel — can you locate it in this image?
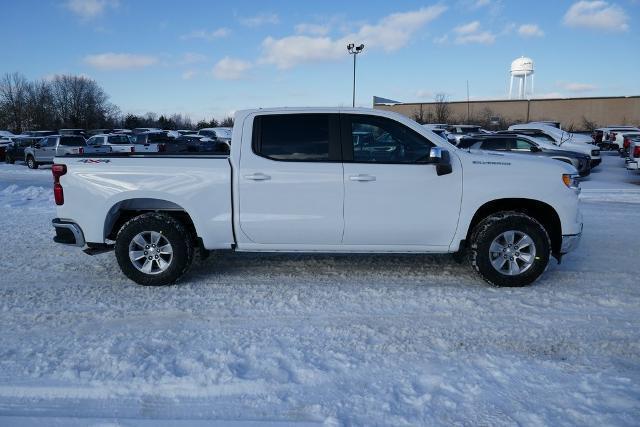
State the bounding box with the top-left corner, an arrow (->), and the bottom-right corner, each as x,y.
115,213 -> 194,286
468,211 -> 550,287
26,156 -> 38,169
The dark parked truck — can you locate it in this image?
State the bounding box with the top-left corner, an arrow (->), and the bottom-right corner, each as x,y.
51,108 -> 583,288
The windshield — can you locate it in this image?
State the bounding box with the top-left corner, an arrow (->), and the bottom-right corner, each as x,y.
59,136 -> 86,146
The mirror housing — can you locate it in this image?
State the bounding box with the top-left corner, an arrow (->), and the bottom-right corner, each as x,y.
530,146 -> 542,152
429,147 -> 453,176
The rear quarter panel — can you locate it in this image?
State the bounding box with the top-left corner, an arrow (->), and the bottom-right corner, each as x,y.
55,156 -> 234,249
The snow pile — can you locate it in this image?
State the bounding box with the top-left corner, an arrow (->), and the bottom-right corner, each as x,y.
0,184 -> 54,208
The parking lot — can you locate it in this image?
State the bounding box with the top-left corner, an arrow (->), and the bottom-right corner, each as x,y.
0,153 -> 639,425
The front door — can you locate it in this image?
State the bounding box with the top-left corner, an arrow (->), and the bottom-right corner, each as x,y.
238,113 -> 344,246
341,114 -> 463,248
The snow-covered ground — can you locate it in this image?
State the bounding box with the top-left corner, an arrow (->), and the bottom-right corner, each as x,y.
1,154 -> 639,426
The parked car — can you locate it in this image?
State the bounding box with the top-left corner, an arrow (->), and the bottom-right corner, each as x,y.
445,125 -> 489,145
622,133 -> 640,159
24,135 -> 87,169
625,136 -> 640,171
0,130 -> 16,138
130,131 -> 173,152
86,133 -> 141,153
179,134 -> 230,153
0,138 -> 10,161
507,124 -> 601,167
59,129 -> 86,136
458,134 -> 591,177
609,128 -> 640,152
529,121 -> 561,129
132,127 -> 161,134
51,108 -> 582,288
23,130 -> 57,137
594,126 -> 639,150
197,127 -> 232,144
87,128 -> 113,137
4,136 -> 43,164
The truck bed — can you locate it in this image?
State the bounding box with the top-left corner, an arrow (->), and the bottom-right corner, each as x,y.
54,155 -> 234,249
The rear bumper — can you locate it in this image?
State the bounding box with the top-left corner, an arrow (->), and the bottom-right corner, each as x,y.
52,218 -> 85,247
627,161 -> 639,170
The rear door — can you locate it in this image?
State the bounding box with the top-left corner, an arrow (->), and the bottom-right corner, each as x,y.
238,113 -> 344,245
341,114 -> 462,247
34,137 -> 52,160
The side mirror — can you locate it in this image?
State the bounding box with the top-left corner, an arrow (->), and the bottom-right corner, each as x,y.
530,146 -> 541,152
429,147 -> 453,176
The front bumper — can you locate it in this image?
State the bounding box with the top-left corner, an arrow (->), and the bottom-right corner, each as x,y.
52,218 -> 85,247
560,228 -> 582,254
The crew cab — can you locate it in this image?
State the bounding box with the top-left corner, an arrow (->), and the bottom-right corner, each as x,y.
24,135 -> 88,169
86,133 -> 140,153
51,108 -> 583,288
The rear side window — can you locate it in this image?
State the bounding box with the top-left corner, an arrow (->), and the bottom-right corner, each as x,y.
108,135 -> 131,144
480,138 -> 509,150
60,136 -> 85,146
253,114 -> 332,161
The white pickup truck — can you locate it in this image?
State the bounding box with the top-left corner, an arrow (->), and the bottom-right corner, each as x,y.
51,108 -> 583,287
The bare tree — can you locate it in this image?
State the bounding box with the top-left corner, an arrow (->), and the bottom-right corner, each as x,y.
434,93 -> 452,124
0,72 -> 30,132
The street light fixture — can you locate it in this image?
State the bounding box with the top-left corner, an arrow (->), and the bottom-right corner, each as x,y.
347,43 -> 365,108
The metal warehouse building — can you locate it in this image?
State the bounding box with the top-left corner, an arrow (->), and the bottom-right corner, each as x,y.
373,96 -> 640,131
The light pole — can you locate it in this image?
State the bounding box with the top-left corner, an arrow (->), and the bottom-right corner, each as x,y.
347,43 -> 364,107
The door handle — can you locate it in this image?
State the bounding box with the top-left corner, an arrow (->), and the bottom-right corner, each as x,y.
349,174 -> 376,182
244,173 -> 271,181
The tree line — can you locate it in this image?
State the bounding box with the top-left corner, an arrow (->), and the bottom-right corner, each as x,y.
0,72 -> 233,133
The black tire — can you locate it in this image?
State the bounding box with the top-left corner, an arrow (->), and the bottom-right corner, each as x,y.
468,211 -> 551,287
5,153 -> 14,164
115,213 -> 194,286
26,156 -> 38,169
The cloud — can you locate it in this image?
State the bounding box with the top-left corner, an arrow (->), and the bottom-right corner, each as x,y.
454,21 -> 481,35
182,70 -> 197,80
451,21 -> 496,44
65,0 -> 118,20
518,24 -> 544,37
84,53 -> 158,70
181,52 -> 208,64
295,23 -> 330,36
563,1 -> 629,31
180,28 -> 230,41
212,57 -> 252,80
558,82 -> 598,92
240,13 -> 279,27
261,5 -> 447,69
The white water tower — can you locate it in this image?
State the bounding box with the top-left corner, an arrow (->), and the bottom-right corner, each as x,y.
509,56 -> 534,99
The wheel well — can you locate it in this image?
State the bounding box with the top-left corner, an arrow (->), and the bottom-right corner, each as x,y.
104,199 -> 197,242
466,198 -> 562,254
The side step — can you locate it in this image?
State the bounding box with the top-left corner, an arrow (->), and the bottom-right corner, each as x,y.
83,244 -> 114,256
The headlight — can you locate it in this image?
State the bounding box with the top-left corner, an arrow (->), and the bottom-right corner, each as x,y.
591,149 -> 600,156
562,173 -> 580,190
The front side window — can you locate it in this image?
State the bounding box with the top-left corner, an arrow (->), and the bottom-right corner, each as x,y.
60,136 -> 85,146
108,135 -> 130,144
349,115 -> 432,163
254,114 -> 331,161
480,138 -> 509,151
514,138 -> 535,151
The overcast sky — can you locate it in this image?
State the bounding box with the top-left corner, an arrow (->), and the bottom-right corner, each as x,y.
5,0 -> 639,120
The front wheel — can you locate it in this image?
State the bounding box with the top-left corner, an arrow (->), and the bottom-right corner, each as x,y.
26,156 -> 38,169
115,213 -> 194,286
468,211 -> 550,287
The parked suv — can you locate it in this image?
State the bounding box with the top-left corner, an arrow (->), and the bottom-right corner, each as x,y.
24,135 -> 87,169
4,136 -> 43,164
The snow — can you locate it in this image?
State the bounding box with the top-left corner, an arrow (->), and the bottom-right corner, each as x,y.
1,154 -> 639,425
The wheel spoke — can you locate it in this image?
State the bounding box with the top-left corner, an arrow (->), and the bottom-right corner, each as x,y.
157,257 -> 169,270
518,253 -> 533,263
504,231 -> 515,245
489,241 -> 505,253
509,259 -> 521,275
158,244 -> 173,255
515,235 -> 533,250
491,256 -> 507,271
151,231 -> 161,245
130,250 -> 146,260
141,258 -> 153,273
132,234 -> 147,248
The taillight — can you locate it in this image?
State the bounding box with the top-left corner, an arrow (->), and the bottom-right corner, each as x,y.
623,137 -> 630,149
52,164 -> 67,205
130,146 -> 135,153
79,147 -> 84,154
634,146 -> 640,158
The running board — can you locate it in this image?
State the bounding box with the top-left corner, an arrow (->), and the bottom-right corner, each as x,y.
83,244 -> 114,256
